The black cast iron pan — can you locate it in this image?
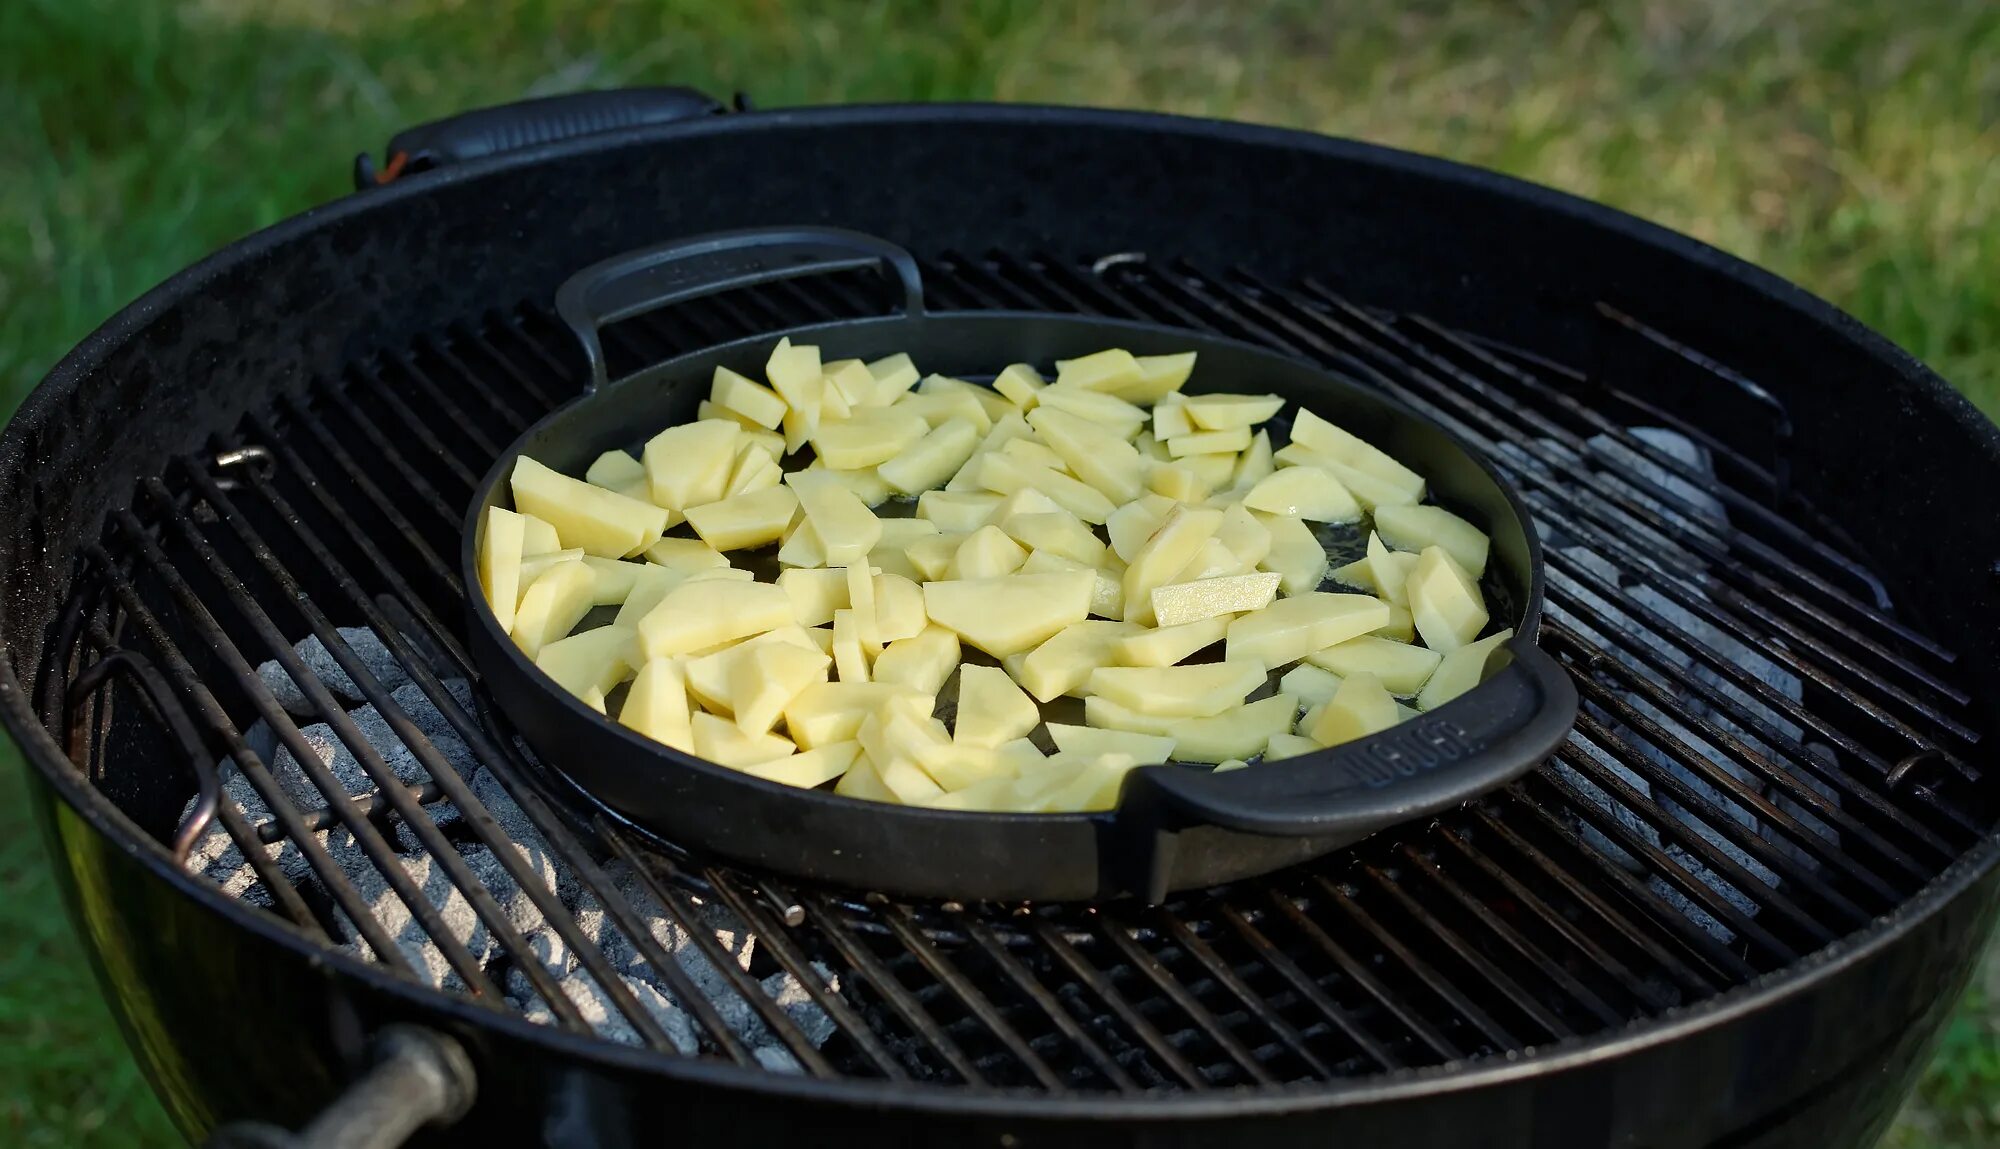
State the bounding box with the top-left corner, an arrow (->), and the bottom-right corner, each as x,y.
462,226 -> 1577,903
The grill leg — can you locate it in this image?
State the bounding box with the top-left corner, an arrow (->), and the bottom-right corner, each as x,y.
206,1027 -> 476,1149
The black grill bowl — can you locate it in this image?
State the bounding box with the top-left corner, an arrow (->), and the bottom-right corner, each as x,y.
3,100 -> 1996,1148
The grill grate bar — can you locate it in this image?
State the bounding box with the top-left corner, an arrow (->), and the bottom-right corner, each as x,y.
1090,917 -> 1278,1085
423,334 -> 542,433
73,602 -> 332,943
1393,842 -> 1627,1031
379,353 -> 510,464
1211,902 -> 1402,1071
237,418 -> 800,1061
328,376 -> 479,526
1408,316 -> 1963,671
954,915 -> 1143,1092
1262,888 -> 1465,1062
102,506 -> 512,998
801,893 -> 989,1085
447,319 -> 560,413
1433,822 -> 1679,1015
145,471 -> 627,1033
1148,908 -> 1341,1079
1026,915 -> 1213,1089
874,906 -> 1069,1090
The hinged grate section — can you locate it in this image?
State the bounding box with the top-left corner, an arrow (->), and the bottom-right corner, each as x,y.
46,251 -> 1990,1094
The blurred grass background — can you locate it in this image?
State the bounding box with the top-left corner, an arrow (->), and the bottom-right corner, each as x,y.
2,0 -> 1996,1144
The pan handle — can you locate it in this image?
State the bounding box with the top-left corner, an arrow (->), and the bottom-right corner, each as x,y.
556,226 -> 928,394
1119,639 -> 1576,838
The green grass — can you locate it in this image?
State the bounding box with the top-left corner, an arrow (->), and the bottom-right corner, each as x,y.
1,1 -> 1995,1145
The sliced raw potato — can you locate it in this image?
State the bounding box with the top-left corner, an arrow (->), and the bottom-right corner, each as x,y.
1036,387 -> 1147,439
834,753 -> 897,801
993,363 -> 1045,409
914,741 -> 1024,791
1147,462 -> 1211,503
878,418 -> 981,495
1016,620 -> 1144,702
778,567 -> 848,627
1417,628 -> 1515,711
948,524 -> 1029,580
1278,663 -> 1345,707
736,740 -> 860,789
899,387 -> 993,435
692,711 -> 796,768
999,436 -> 1069,471
518,514 -> 563,557
1374,504 -> 1490,577
872,624 -> 961,694
683,485 -> 799,552
1274,444 -> 1420,512
1305,672 -> 1400,747
787,471 -> 882,565
619,657 -> 692,750
1106,495 -> 1176,563
1153,398 -> 1195,440
643,419 -> 740,514
1225,592 -> 1391,668
517,551 -> 584,596
916,491 -> 1001,533
730,642 -> 833,734
1001,509 -> 1107,567
776,519 -> 827,568
1086,660 -> 1266,719
823,359 -> 877,406
477,505 -> 527,633
954,664 -> 1042,748
831,608 -> 873,683
973,452 -> 1117,523
1288,408 -> 1426,502
1308,636 -> 1443,696
1122,352 -> 1196,402
1018,551 -> 1124,621
766,337 -> 823,398
711,365 -> 787,429
1046,724 -> 1176,765
1182,452 -> 1238,491
813,407 -> 930,470
1234,430 -> 1275,488
1183,392 -> 1283,430
877,754 -> 947,804
982,486 -> 1065,525
643,537 -> 731,573
682,626 -> 822,714
699,399 -> 765,431
784,681 -> 928,748
865,353 -> 922,404
536,624 -> 636,701
1264,732 -> 1321,761
1376,601 -> 1417,643
1053,348 -> 1142,393
724,447 -> 783,498
1121,504 -> 1224,624
922,570 -> 1093,658
612,564 -> 688,628
1407,546 -> 1489,652
844,562 -> 880,646
636,578 -> 792,660
1368,531 -> 1421,607
1254,511 -> 1331,596
1027,406 -> 1144,504
1085,692 -> 1297,763
1113,616 -> 1228,667
1215,503 -> 1272,569
906,532 -> 967,582
1165,427 -> 1252,457
585,449 -> 648,498
512,456 -> 671,558
1242,466 -> 1360,523
873,572 -> 928,642
512,560 -> 597,659
1150,571 -> 1281,627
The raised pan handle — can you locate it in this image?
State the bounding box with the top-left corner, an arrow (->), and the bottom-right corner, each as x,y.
1121,639 -> 1577,838
555,226 -> 928,393
353,86 -> 731,188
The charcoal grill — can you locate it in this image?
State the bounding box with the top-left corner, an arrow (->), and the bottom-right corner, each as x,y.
4,92 -> 1997,1148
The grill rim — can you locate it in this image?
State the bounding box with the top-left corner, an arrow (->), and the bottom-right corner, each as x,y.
7,100 -> 2000,1119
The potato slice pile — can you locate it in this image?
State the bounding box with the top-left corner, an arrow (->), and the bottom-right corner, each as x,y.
476,341 -> 1503,813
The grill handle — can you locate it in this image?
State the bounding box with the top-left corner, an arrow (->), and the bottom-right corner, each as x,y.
205,1027 -> 476,1149
556,226 -> 928,394
354,86 -> 730,188
1119,641 -> 1575,871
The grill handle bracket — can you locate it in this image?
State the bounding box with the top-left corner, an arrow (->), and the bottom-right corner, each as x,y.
205,1026 -> 476,1149
1119,640 -> 1576,889
556,226 -> 929,393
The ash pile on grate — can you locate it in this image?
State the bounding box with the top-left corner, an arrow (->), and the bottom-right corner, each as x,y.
1500,429 -> 1844,944
183,626 -> 836,1070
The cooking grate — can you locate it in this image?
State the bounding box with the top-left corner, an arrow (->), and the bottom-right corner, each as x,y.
45,250 -> 1989,1093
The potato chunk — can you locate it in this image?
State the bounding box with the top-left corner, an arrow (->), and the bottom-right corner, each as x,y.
1226,592 -> 1390,668
1308,635 -> 1442,696
692,711 -> 796,768
948,524 -> 1029,580
870,625 -> 960,695
512,560 -> 597,659
511,456 -> 671,559
1288,408 -> 1426,502
922,570 -> 1094,658
777,567 -> 848,627
636,578 -> 792,660
1121,504 -> 1224,624
954,664 -> 1042,748
916,490 -> 1001,533
813,407 -> 930,470
877,417 -> 981,495
1084,692 -> 1298,763
1417,628 -> 1515,711
736,740 -> 860,789
1305,672 -> 1400,747
683,485 -> 799,552
1242,466 -> 1361,523
1027,406 -> 1145,505
1253,511 -> 1330,596
1016,620 -> 1144,702
1374,504 -> 1491,578
1085,661 -> 1267,719
1183,392 -> 1284,430
787,471 -> 882,565
477,505 -> 527,633
710,365 -> 788,429
1407,546 -> 1489,652
585,449 -> 650,500
731,642 -> 833,735
1045,723 -> 1176,765
1112,616 -> 1228,667
620,657 -> 693,751
1150,572 -> 1281,627
536,624 -> 636,702
642,419 -> 740,514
